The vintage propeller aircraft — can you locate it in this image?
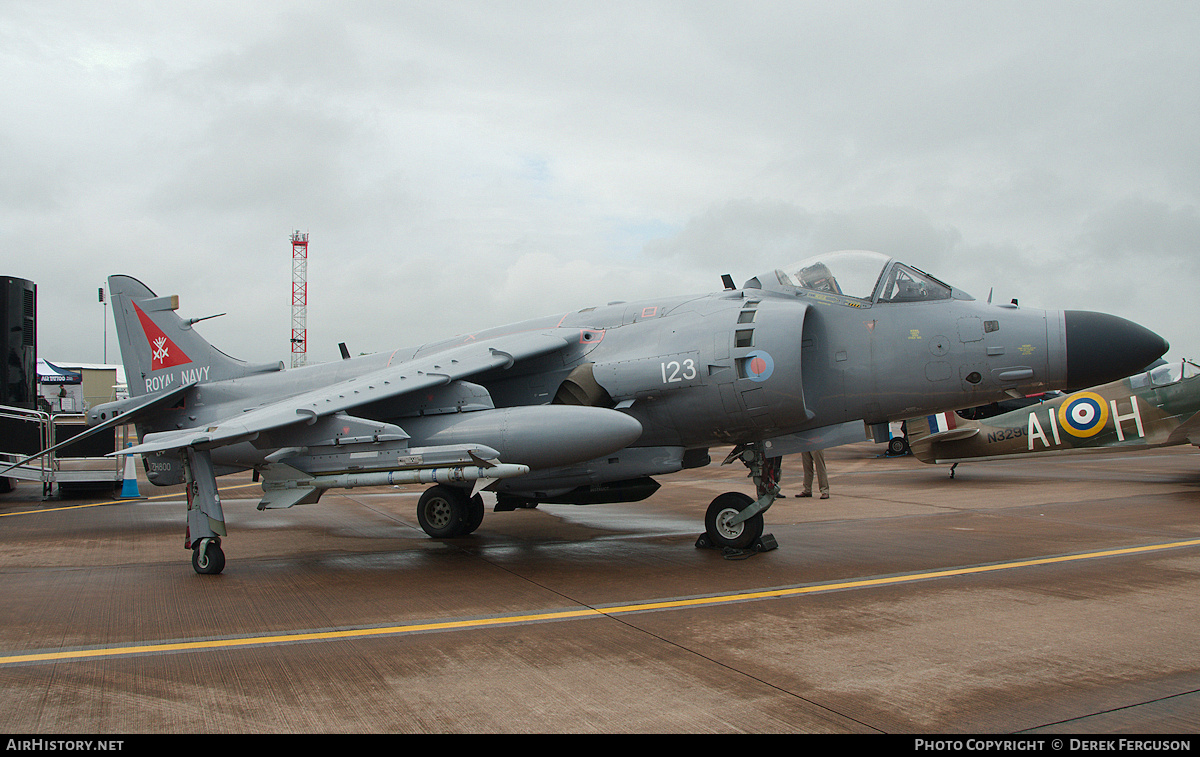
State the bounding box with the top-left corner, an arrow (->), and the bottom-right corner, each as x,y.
13,250 -> 1169,573
908,358 -> 1200,475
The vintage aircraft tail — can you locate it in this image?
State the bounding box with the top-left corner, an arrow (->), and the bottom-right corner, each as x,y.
904,412 -> 981,463
109,275 -> 283,397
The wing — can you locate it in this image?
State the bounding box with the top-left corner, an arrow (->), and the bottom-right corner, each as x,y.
116,331 -> 570,456
908,411 -> 980,445
1165,410 -> 1200,447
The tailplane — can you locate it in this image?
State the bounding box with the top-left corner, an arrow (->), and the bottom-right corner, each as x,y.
109,275 -> 283,396
905,411 -> 980,463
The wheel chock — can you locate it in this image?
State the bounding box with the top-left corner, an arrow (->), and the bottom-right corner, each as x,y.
695,532 -> 778,558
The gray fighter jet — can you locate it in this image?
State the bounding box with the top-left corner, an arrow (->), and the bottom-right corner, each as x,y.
35,250 -> 1170,573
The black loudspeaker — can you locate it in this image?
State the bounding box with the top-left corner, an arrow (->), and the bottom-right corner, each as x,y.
0,276 -> 36,409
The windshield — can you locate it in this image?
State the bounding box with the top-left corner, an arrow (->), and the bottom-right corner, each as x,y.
1130,359 -> 1200,388
776,251 -> 891,301
1151,359 -> 1200,386
877,264 -> 952,302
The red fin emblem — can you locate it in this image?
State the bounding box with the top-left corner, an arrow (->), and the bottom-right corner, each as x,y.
133,302 -> 192,369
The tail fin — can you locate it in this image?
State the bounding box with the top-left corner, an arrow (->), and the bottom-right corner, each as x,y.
905,411 -> 981,463
109,275 -> 282,396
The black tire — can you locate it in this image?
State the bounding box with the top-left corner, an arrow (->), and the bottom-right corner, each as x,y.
417,485 -> 470,538
461,494 -> 485,535
888,437 -> 910,456
192,539 -> 225,575
704,492 -> 764,550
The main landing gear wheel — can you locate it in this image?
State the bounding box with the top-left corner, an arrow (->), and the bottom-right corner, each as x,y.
704,492 -> 765,550
191,538 -> 225,575
417,485 -> 483,538
462,493 -> 485,536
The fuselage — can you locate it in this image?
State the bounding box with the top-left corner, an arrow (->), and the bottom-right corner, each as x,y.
109,252 -> 1168,498
139,285 -> 1060,476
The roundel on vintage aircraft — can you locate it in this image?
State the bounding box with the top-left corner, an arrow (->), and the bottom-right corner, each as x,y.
1058,392 -> 1109,437
744,350 -> 775,382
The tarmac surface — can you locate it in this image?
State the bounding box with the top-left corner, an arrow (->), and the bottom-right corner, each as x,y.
2,441 -> 1199,734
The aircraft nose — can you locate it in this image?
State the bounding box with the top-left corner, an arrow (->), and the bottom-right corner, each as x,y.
1064,310 -> 1169,390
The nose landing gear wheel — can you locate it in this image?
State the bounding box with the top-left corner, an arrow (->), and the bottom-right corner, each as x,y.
704,492 -> 764,550
192,538 -> 225,575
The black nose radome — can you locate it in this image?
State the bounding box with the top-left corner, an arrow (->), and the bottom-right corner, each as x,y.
1064,310 -> 1169,390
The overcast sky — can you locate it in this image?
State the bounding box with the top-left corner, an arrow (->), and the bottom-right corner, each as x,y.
4,1 -> 1198,370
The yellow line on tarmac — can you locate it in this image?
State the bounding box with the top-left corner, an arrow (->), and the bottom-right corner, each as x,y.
3,537 -> 1198,667
600,537 -> 1200,612
0,609 -> 605,666
0,483 -> 261,517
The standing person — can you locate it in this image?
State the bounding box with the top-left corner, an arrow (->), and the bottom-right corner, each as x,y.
799,449 -> 829,499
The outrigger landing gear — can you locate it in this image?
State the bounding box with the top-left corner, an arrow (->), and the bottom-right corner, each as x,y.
696,442 -> 780,555
183,447 -> 228,575
191,537 -> 225,575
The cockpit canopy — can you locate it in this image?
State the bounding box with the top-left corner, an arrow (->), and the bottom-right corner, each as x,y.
752,250 -> 962,303
1128,359 -> 1200,389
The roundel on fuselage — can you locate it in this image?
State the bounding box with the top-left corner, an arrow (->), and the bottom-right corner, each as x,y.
744,350 -> 775,382
1058,392 -> 1109,437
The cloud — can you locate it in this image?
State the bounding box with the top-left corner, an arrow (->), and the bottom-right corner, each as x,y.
2,1 -> 1198,367
645,201 -> 963,282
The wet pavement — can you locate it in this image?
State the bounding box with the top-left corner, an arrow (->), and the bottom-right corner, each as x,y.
2,442 -> 1199,733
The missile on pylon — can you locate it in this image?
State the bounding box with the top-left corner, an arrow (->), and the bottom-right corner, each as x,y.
258,460 -> 530,510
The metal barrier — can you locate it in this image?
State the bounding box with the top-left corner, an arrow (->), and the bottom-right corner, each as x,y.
0,404 -> 126,497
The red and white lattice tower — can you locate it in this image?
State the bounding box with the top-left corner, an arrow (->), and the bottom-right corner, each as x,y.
290,230 -> 309,368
